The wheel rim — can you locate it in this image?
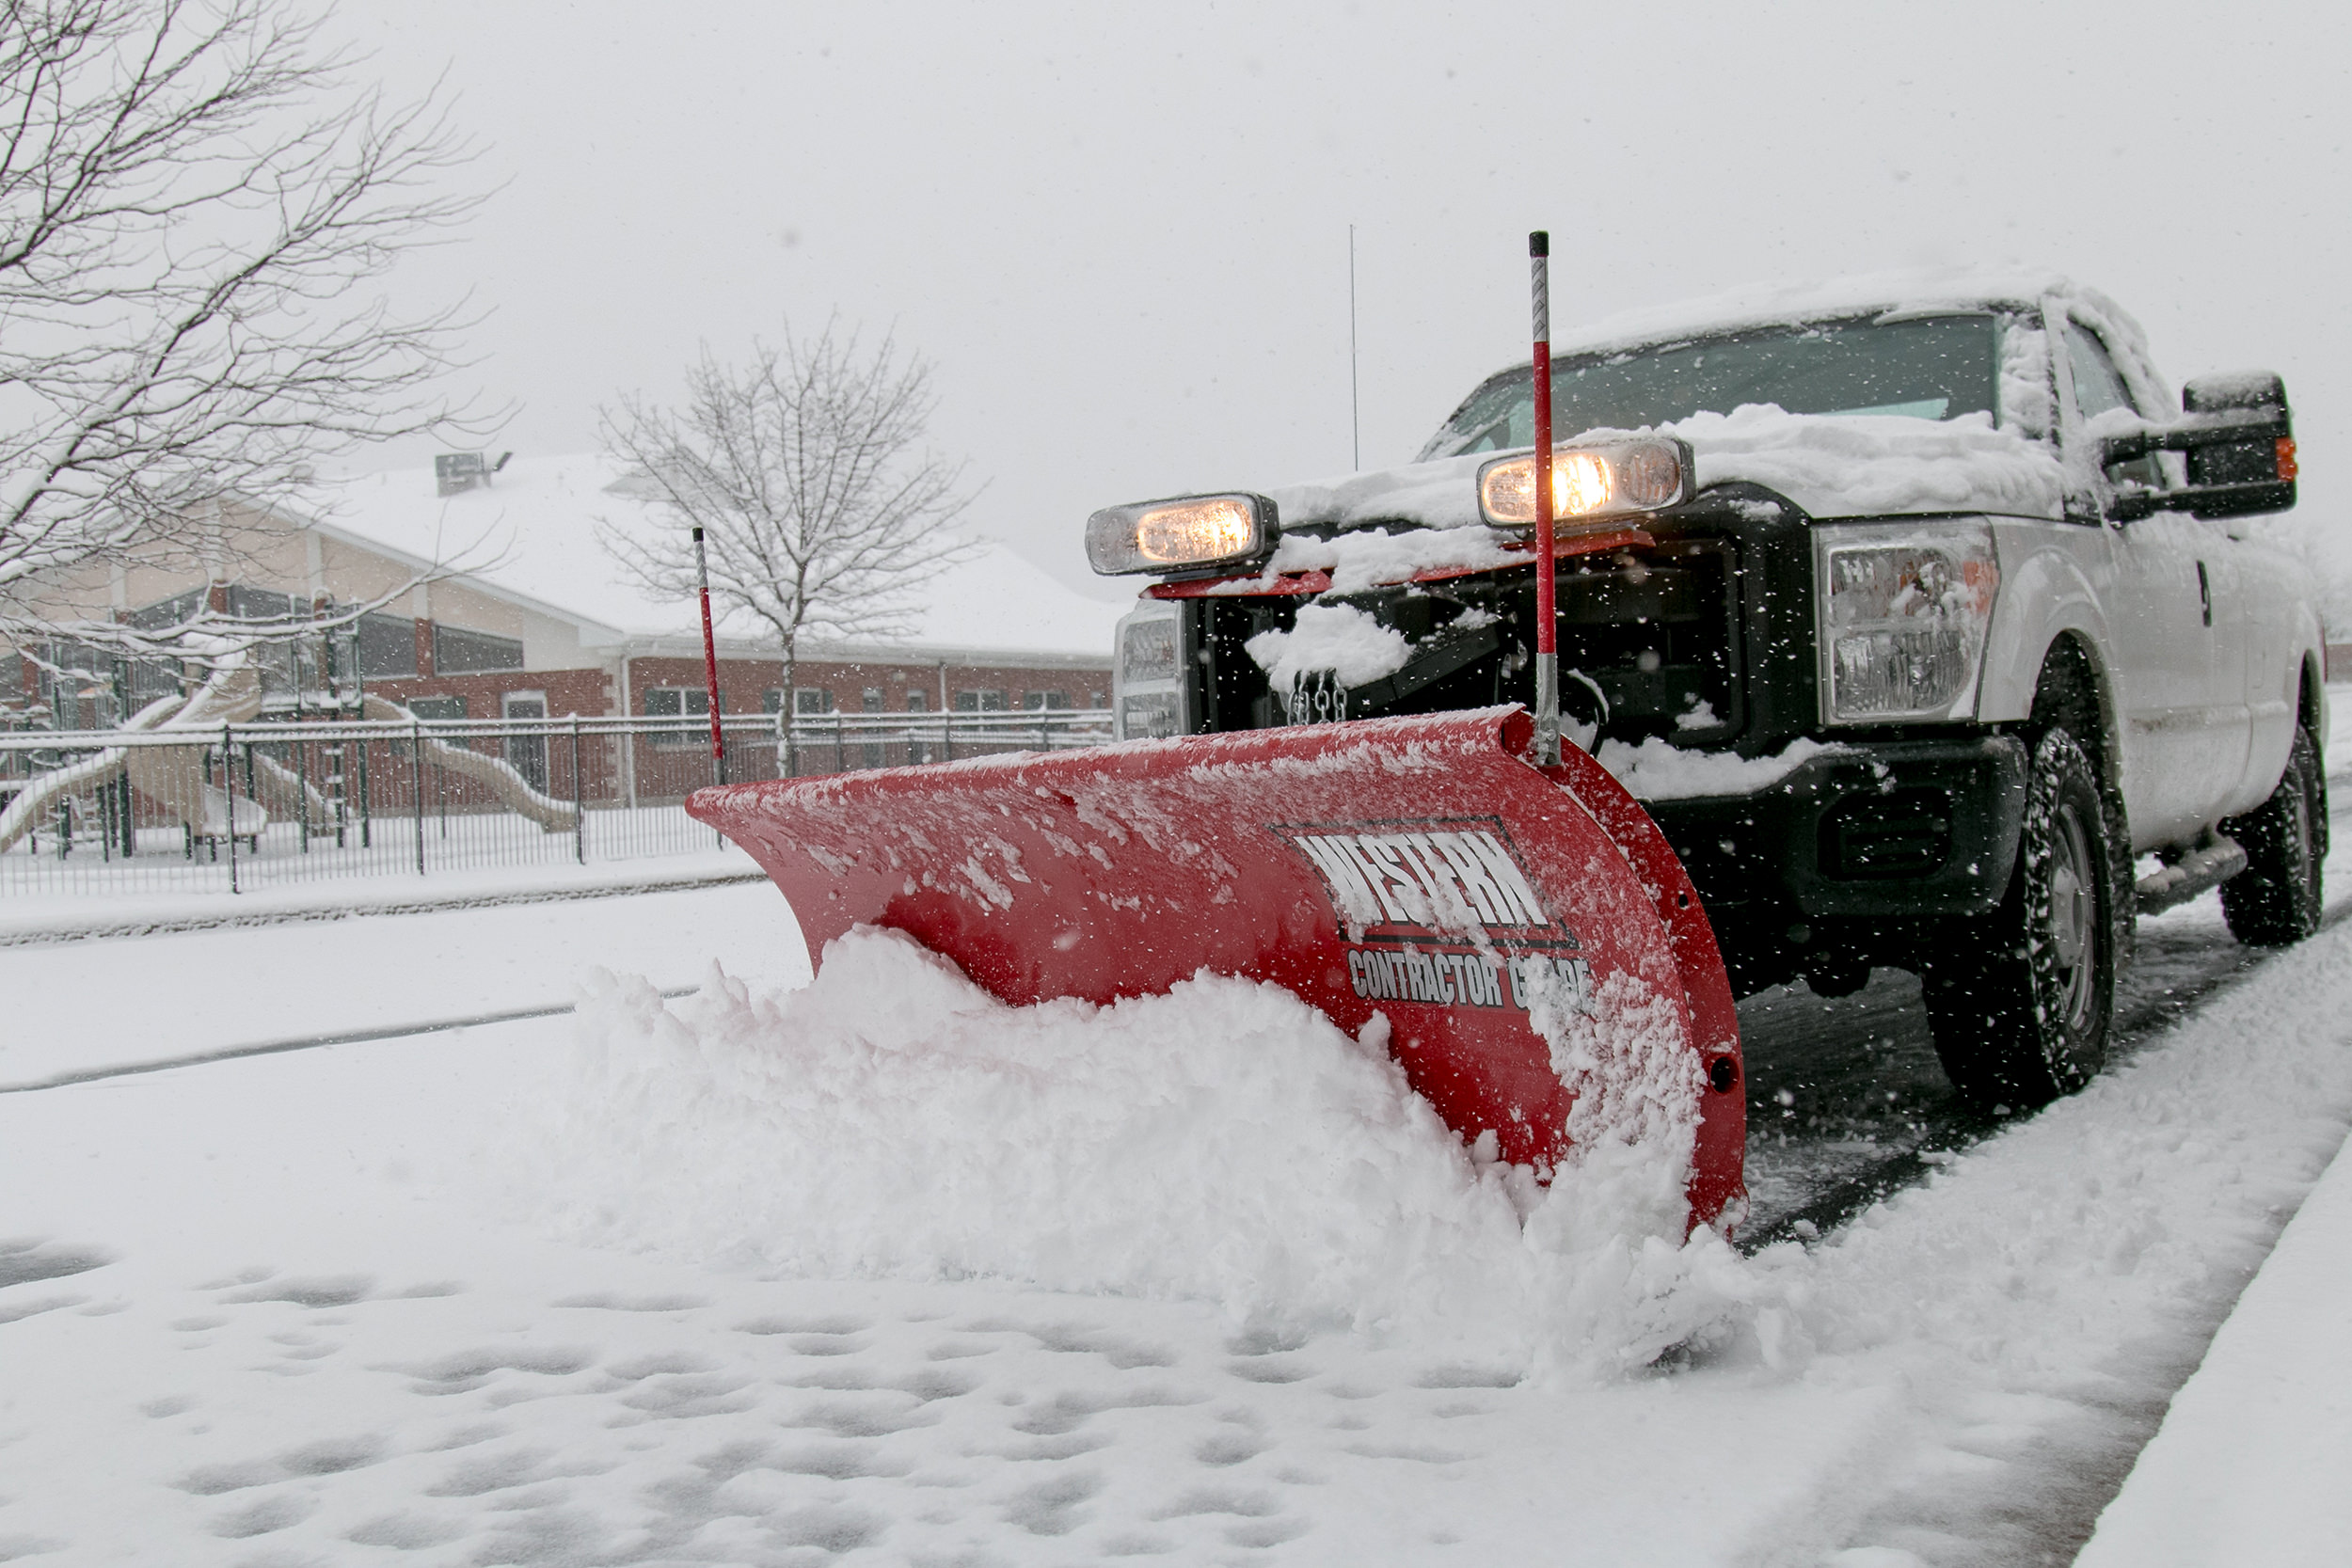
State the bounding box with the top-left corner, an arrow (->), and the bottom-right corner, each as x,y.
2046,801 -> 2097,1035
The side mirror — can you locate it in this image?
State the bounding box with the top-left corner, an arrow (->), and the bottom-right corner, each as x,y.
2103,372 -> 2296,522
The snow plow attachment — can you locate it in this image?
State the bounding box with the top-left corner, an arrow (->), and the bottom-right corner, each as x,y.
688,706 -> 1744,1227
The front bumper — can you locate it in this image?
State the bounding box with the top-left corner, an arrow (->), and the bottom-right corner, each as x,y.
1646,734 -> 2029,927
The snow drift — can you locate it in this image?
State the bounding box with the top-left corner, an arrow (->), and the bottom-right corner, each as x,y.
533,927 -> 1767,1378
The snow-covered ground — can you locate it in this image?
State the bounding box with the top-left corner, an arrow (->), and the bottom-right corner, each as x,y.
0,881 -> 798,1090
1,727 -> 2348,1563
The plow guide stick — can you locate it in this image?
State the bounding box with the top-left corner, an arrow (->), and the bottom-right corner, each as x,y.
690,707 -> 1743,1227
1530,230 -> 1561,769
694,524 -> 728,784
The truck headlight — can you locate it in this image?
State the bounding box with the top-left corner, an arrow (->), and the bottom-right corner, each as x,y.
1814,521 -> 2000,724
1113,601 -> 1187,739
1087,493 -> 1278,576
1476,436 -> 1692,528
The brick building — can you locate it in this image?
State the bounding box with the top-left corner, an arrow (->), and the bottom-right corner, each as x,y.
8,453 -> 1123,750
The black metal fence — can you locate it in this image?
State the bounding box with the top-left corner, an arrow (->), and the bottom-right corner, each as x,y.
0,708 -> 1112,899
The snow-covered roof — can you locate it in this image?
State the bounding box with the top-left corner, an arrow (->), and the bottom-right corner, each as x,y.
294,454 -> 1124,660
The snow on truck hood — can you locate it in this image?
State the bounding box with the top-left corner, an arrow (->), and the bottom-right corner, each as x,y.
1260,403 -> 2062,575
1675,404 -> 2062,518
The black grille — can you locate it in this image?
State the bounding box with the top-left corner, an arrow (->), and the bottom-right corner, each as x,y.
1554,537 -> 1740,738
1194,531 -> 1743,740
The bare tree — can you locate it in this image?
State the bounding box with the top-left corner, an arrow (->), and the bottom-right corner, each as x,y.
0,0 -> 482,670
596,325 -> 979,741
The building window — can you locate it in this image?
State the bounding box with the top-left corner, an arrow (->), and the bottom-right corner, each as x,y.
112,591 -> 206,709
644,687 -> 708,718
358,612 -> 417,679
214,587 -> 305,700
905,690 -> 929,712
1089,690 -> 1106,709
389,693 -> 466,758
794,688 -> 835,715
434,624 -> 523,674
502,690 -> 550,792
954,689 -> 1007,712
224,585 -> 297,624
1022,689 -> 1070,711
861,688 -> 884,712
644,686 -> 707,747
761,689 -> 784,715
124,587 -> 207,633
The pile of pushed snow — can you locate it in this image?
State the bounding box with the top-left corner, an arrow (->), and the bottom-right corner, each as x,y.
529,928 -> 1767,1376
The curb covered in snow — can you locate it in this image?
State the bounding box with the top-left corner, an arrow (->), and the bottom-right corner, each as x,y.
2075,1121 -> 2352,1567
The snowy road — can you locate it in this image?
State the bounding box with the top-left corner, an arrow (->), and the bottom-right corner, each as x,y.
2,750 -> 2349,1564
1739,764 -> 2352,1244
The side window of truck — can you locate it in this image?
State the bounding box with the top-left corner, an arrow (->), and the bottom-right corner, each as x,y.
2065,320 -> 2165,491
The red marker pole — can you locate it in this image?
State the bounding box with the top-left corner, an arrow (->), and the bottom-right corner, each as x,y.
1529,230 -> 1560,767
693,525 -> 728,785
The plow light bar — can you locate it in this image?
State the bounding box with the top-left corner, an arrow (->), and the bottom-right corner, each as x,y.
1476,436 -> 1693,528
1087,492 -> 1279,576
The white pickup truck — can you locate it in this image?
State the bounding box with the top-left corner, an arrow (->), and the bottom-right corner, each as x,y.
1095,269 -> 2325,1108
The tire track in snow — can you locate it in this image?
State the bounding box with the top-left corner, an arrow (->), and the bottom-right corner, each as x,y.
0,987 -> 699,1094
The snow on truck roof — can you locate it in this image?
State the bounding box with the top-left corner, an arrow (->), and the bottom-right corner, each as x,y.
1543,265 -> 2149,363
1261,267 -> 2166,539
298,453 -> 1126,659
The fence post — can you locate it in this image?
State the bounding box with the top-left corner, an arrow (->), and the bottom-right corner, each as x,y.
223,722 -> 238,895
119,763 -> 135,857
834,713 -> 845,774
624,716 -> 639,810
571,716 -> 585,865
294,730 -> 310,852
357,731 -> 372,849
943,714 -> 954,762
411,719 -> 425,876
330,734 -> 346,848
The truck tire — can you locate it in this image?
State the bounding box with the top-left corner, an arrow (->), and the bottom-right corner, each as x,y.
1923,727 -> 2117,1108
2219,725 -> 2326,947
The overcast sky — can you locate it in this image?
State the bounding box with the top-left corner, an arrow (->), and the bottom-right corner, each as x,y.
330,0 -> 2352,601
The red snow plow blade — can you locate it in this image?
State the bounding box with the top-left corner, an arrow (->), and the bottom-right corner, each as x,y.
688,706 -> 1744,1227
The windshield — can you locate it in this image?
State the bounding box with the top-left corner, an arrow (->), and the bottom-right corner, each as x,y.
1421,313 -> 2000,460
